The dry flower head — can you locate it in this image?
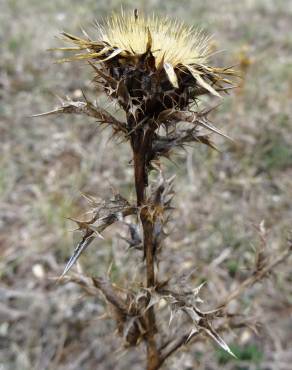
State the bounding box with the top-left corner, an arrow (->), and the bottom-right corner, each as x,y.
54,9 -> 236,118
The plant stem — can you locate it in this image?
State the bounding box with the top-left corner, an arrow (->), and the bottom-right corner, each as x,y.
131,126 -> 160,370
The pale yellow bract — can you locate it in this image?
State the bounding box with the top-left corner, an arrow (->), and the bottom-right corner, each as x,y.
97,11 -> 211,66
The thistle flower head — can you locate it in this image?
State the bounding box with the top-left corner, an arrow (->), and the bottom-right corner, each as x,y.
55,10 -> 235,120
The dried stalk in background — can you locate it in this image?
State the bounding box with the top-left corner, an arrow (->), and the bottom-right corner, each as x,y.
35,9 -> 291,370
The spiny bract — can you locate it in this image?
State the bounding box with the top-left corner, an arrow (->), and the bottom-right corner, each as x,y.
55,10 -> 235,121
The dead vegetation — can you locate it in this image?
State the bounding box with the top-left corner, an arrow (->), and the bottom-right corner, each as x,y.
1,1 -> 292,370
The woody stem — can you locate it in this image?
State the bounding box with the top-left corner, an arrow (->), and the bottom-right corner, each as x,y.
131,124 -> 160,370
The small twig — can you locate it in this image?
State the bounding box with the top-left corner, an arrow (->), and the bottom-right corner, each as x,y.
218,245 -> 291,308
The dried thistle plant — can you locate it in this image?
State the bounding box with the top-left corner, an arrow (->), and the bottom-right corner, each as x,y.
35,9 -> 291,370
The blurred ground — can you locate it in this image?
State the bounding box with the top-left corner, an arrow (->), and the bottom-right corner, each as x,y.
0,0 -> 292,369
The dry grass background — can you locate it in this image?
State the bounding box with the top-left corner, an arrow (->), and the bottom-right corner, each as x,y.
0,0 -> 292,369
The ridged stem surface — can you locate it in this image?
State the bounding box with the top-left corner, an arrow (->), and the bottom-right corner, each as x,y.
131,124 -> 160,370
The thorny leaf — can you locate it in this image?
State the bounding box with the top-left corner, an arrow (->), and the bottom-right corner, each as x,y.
160,270 -> 207,307
200,321 -> 237,358
154,109 -> 234,142
32,97 -> 128,136
135,286 -> 172,314
61,231 -> 96,278
156,278 -> 235,357
197,118 -> 234,142
60,194 -> 137,276
151,128 -> 217,165
119,221 -> 142,250
183,306 -> 236,358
